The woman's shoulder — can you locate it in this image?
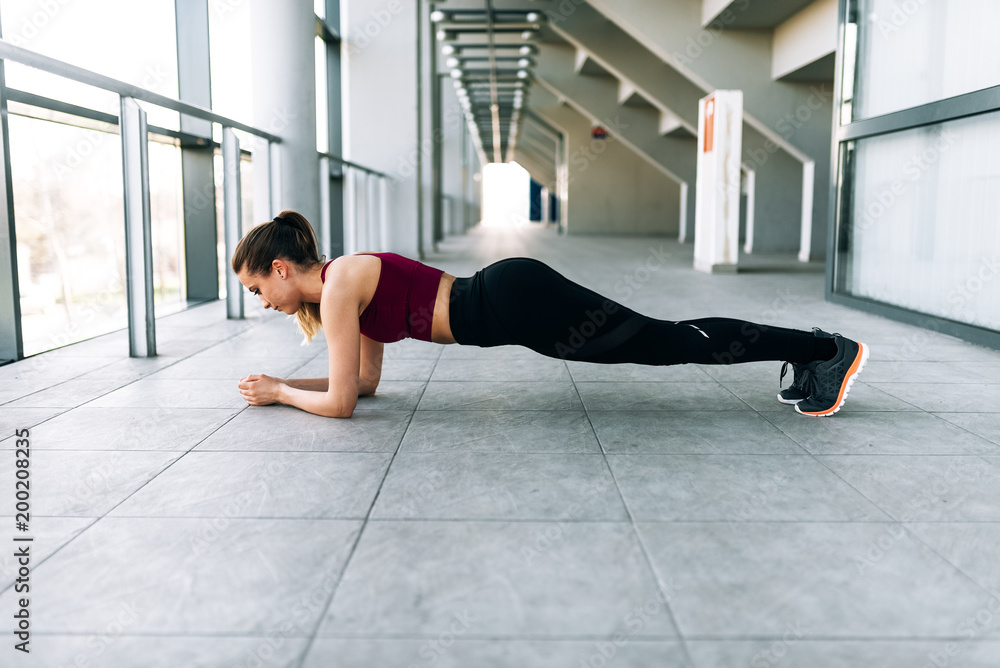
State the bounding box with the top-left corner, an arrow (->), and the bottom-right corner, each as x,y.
323,254 -> 382,298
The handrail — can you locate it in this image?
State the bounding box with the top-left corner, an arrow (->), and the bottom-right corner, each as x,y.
0,39 -> 281,142
320,151 -> 391,179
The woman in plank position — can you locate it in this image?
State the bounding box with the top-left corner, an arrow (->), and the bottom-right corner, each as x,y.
234,211 -> 868,418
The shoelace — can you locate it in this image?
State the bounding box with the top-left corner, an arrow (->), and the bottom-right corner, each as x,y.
779,361 -> 815,392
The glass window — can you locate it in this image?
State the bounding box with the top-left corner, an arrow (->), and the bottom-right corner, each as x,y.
209,0 -> 253,127
0,0 -> 180,130
835,110 -> 1000,331
212,148 -> 255,301
846,0 -> 1000,121
9,114 -> 127,356
147,142 -> 186,315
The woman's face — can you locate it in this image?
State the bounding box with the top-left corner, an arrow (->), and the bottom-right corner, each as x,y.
237,260 -> 300,314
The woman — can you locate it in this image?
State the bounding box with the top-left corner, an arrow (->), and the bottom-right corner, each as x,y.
234,210 -> 868,419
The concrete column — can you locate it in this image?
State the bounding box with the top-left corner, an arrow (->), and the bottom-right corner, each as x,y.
251,0 -> 319,226
341,0 -> 420,258
694,90 -> 742,273
441,81 -> 465,236
176,0 -> 218,301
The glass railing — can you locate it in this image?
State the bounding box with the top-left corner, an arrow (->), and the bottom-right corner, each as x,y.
320,152 -> 390,256
0,38 -> 387,363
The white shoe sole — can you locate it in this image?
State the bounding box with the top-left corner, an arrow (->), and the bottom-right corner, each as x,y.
776,394 -> 804,405
795,343 -> 870,417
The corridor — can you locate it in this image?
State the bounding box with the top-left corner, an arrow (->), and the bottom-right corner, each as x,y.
3,224 -> 1000,667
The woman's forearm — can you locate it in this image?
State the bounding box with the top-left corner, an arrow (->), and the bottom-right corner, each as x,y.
277,384 -> 355,418
282,377 -> 329,391
283,376 -> 378,396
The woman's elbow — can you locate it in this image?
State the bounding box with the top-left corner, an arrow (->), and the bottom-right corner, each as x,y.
328,396 -> 357,418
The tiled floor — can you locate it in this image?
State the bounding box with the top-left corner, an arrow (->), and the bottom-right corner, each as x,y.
2,223 -> 1000,667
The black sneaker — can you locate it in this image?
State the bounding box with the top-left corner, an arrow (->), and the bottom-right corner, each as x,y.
795,335 -> 870,417
776,328 -> 834,405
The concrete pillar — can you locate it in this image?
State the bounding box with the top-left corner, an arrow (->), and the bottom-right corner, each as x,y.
441,81 -> 466,236
251,0 -> 319,226
176,0 -> 218,301
341,0 -> 420,258
694,90 -> 742,273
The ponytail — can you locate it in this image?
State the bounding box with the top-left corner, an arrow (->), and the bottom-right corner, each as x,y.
231,209 -> 326,345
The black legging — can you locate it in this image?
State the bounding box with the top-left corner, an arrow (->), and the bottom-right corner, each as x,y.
447,257 -> 836,366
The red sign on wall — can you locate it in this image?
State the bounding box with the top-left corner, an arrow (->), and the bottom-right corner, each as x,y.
703,96 -> 715,153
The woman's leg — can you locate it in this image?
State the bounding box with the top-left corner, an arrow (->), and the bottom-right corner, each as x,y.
479,258 -> 837,366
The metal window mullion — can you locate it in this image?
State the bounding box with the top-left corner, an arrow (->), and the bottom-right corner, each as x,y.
223,127 -> 243,319
120,96 -> 156,357
365,170 -> 375,251
0,58 -> 23,363
319,155 -> 331,259
344,167 -> 356,254
378,177 -> 388,251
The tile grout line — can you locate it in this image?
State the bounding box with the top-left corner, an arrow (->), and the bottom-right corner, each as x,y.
291,347 -> 442,668
0,403 -> 251,599
564,362 -> 697,668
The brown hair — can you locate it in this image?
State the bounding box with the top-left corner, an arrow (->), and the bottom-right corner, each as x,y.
230,209 -> 326,345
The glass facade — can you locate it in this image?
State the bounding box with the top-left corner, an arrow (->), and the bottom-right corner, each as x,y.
9,115 -> 127,356
0,1 -> 342,359
846,0 -> 1000,122
833,0 -> 1000,341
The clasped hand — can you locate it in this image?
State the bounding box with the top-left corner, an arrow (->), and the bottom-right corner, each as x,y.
238,374 -> 282,406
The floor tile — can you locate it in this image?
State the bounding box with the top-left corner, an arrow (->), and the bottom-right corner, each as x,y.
0,517 -> 361,634
819,455 -> 1000,522
591,411 -> 805,454
417,381 -> 583,411
88,378 -> 248,409
686,640 -> 1000,668
722,380 -> 920,412
566,361 -> 711,382
303,639 -> 689,668
762,410 -> 997,455
74,355 -> 187,382
295,355 -> 438,381
109,451 -> 391,519
868,383 -> 1000,412
381,338 -> 443,360
0,450 -> 180,516
355,381 -> 426,411
399,410 -> 600,453
371,453 -> 626,520
575,382 -> 747,412
196,407 -> 410,452
148,354 -> 305,380
0,407 -> 68,437
0,517 -> 93,589
697,361 -> 783,384
608,455 -> 889,521
430,358 -> 570,382
933,413 -> 1000,446
5,377 -> 133,408
905,523 -> 1000,599
438,344 -> 553,361
0,354 -> 115,381
1,635 -> 307,668
0,407 -> 239,451
318,521 -> 677,637
637,522 -> 994,638
861,360 -> 995,384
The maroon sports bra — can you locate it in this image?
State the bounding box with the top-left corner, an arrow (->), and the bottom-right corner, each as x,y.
321,252 -> 444,343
